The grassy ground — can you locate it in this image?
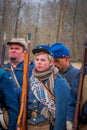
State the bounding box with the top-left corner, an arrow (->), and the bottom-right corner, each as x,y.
71,62 -> 81,69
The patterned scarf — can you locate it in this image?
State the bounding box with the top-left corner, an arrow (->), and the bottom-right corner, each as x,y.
32,65 -> 59,94
30,65 -> 59,117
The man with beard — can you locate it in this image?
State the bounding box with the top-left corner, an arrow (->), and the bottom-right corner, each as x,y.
4,38 -> 34,105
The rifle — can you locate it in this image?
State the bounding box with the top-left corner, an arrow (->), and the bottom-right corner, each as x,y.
17,33 -> 31,130
73,38 -> 87,130
0,32 -> 6,68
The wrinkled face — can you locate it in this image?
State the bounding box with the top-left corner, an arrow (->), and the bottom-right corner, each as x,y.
8,44 -> 24,62
35,53 -> 53,72
54,57 -> 69,72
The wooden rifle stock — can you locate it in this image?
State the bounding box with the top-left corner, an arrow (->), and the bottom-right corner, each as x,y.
0,32 -> 6,68
17,33 -> 31,130
73,38 -> 87,130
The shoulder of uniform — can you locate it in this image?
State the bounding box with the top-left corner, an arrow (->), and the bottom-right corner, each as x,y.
70,65 -> 80,75
0,69 -> 6,79
55,74 -> 65,81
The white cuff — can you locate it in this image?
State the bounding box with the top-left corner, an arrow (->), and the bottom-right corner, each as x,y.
66,121 -> 73,130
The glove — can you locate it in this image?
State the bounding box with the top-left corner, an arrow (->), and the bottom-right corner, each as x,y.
66,121 -> 73,130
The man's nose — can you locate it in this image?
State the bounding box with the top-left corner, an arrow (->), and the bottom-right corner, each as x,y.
37,61 -> 41,64
11,49 -> 16,52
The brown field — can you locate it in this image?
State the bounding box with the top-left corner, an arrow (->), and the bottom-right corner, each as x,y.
71,62 -> 81,69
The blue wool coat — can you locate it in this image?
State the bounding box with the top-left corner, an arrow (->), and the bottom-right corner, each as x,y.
60,64 -> 80,121
0,69 -> 19,130
28,74 -> 75,130
54,75 -> 75,130
4,61 -> 34,87
61,64 -> 80,88
4,61 -> 34,104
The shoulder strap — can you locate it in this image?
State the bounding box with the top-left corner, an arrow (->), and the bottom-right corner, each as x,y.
40,81 -> 55,101
11,66 -> 20,87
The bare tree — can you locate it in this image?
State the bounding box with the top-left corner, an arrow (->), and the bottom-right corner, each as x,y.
14,0 -> 22,37
71,0 -> 79,60
0,0 -> 87,61
56,0 -> 69,42
33,2 -> 41,46
0,0 -> 7,43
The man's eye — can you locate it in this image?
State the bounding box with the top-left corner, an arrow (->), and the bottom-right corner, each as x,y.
54,60 -> 58,62
10,47 -> 13,49
55,61 -> 59,63
41,59 -> 46,61
36,59 -> 39,61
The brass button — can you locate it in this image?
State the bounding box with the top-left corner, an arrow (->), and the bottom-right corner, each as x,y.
31,111 -> 37,118
34,105 -> 37,108
33,100 -> 36,103
33,118 -> 36,121
9,77 -> 12,79
35,109 -> 38,112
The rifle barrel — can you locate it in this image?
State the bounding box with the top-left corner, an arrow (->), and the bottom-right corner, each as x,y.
0,32 -> 6,68
73,38 -> 87,130
17,33 -> 31,130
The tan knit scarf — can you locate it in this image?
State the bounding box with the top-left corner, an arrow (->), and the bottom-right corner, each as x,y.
33,65 -> 59,94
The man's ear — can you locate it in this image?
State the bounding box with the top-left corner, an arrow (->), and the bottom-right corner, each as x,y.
66,56 -> 70,61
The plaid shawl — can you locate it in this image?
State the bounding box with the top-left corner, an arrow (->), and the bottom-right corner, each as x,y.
30,75 -> 56,117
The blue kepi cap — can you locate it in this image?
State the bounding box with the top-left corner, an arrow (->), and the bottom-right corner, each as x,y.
32,44 -> 53,56
51,42 -> 70,58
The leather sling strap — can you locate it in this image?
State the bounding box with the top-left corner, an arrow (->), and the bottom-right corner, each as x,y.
11,66 -> 20,87
40,81 -> 56,102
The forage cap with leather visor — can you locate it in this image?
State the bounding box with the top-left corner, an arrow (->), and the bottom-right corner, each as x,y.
7,38 -> 28,50
51,42 -> 70,58
32,44 -> 53,56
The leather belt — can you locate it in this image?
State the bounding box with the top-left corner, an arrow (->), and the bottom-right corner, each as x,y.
27,120 -> 50,127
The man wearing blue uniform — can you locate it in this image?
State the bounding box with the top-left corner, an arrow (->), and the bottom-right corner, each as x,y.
51,42 -> 80,91
4,38 -> 34,105
26,44 -> 75,130
51,42 -> 80,129
0,68 -> 19,130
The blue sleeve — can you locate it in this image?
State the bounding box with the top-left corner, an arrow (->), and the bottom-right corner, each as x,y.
71,72 -> 80,99
0,73 -> 19,130
14,87 -> 22,106
67,72 -> 80,121
54,77 -> 73,130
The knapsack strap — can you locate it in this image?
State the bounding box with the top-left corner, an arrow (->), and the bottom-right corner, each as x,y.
40,81 -> 55,102
11,66 -> 20,87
